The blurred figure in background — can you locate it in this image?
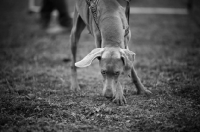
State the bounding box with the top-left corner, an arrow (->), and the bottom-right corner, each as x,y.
40,0 -> 72,34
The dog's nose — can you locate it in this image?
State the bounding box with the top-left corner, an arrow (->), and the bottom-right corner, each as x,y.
104,89 -> 113,98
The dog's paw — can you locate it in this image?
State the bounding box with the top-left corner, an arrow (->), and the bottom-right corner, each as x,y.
112,94 -> 127,105
144,89 -> 152,96
136,85 -> 152,96
70,84 -> 81,91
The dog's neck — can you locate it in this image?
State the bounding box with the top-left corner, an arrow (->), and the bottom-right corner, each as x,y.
98,0 -> 125,49
100,16 -> 125,49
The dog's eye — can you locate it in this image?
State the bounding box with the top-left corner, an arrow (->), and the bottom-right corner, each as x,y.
101,70 -> 106,75
115,71 -> 120,76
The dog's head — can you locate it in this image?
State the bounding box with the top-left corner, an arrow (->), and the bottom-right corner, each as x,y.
75,47 -> 135,97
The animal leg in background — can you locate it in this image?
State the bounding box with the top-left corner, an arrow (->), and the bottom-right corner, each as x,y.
70,8 -> 86,91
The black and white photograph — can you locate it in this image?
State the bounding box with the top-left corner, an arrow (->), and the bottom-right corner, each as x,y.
0,0 -> 199,131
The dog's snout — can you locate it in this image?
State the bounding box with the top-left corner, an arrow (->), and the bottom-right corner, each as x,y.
102,77 -> 115,98
104,88 -> 113,98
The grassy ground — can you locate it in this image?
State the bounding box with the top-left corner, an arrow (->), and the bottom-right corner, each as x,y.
0,0 -> 200,131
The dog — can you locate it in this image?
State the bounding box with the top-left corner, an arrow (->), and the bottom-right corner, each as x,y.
70,0 -> 151,105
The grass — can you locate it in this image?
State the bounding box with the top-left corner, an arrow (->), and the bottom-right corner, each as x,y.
0,0 -> 200,131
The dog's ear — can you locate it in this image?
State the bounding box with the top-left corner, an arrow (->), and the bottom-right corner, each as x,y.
75,48 -> 104,67
120,49 -> 135,76
120,49 -> 135,65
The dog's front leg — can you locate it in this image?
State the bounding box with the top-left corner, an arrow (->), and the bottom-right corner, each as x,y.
131,67 -> 152,95
112,82 -> 127,105
70,8 -> 86,91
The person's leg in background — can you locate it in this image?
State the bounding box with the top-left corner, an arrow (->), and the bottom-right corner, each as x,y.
53,0 -> 72,29
40,0 -> 54,29
40,0 -> 72,34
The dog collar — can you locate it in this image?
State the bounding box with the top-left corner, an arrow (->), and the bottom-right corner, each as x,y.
86,0 -> 130,37
124,27 -> 129,37
86,0 -> 101,34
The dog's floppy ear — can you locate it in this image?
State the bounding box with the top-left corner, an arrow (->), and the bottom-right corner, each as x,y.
75,48 -> 104,67
120,49 -> 135,76
120,49 -> 135,65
